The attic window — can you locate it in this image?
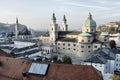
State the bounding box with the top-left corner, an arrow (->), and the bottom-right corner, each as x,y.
28,63 -> 49,75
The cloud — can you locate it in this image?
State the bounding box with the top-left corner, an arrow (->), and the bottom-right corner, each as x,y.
63,2 -> 111,10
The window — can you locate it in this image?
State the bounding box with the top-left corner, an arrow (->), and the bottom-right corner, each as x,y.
51,28 -> 53,30
73,44 -> 76,46
88,46 -> 90,48
63,48 -> 65,49
74,49 -> 76,51
68,44 -> 70,46
63,43 -> 65,46
58,43 -> 60,45
81,51 -> 84,52
82,40 -> 84,42
88,50 -> 90,52
88,40 -> 90,42
91,29 -> 93,31
68,48 -> 70,50
104,39 -> 106,41
94,46 -> 97,48
58,47 -> 60,49
87,29 -> 88,31
116,64 -> 118,66
81,46 -> 84,48
105,45 -> 107,47
116,59 -> 119,61
116,68 -> 118,71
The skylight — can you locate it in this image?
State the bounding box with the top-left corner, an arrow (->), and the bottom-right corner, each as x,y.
28,63 -> 49,75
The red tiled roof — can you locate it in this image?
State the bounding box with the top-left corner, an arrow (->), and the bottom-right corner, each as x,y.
0,49 -> 12,57
0,56 -> 103,80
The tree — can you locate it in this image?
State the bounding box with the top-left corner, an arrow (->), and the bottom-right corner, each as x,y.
62,55 -> 72,64
110,40 -> 116,48
51,54 -> 58,61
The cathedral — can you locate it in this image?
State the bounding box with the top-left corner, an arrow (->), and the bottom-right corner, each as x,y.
39,13 -> 109,59
15,18 -> 32,40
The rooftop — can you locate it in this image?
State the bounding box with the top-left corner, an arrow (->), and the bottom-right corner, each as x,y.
79,32 -> 92,37
84,48 -> 117,64
0,56 -> 103,80
57,37 -> 77,42
58,31 -> 81,36
0,49 -> 12,57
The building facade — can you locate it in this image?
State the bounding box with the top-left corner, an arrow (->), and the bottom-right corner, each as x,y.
39,13 -> 109,59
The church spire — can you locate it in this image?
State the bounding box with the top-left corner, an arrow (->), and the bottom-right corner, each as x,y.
61,15 -> 68,31
16,17 -> 18,24
51,13 -> 56,23
52,13 -> 56,20
15,17 -> 19,39
63,15 -> 67,23
88,12 -> 92,20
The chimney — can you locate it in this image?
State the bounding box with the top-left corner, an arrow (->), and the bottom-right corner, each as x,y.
22,72 -> 29,77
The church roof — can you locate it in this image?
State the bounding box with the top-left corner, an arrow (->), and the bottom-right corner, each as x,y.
79,32 -> 92,37
84,48 -> 116,64
82,12 -> 96,27
100,32 -> 109,36
58,31 -> 81,35
18,27 -> 31,35
92,39 -> 102,43
57,37 -> 77,42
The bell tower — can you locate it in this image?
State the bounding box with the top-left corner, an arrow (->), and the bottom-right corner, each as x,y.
61,15 -> 68,31
49,13 -> 58,45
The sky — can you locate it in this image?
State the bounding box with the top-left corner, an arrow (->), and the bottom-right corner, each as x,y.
0,0 -> 120,31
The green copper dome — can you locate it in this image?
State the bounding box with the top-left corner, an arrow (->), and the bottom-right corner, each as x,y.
83,13 -> 96,27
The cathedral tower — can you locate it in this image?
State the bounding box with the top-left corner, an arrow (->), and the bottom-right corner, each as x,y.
50,13 -> 58,45
61,15 -> 68,31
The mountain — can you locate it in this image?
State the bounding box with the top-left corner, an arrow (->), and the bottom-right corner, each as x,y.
0,22 -> 47,37
0,22 -> 27,34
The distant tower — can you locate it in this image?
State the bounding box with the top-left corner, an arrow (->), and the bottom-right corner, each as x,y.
50,13 -> 58,45
15,18 -> 19,39
61,15 -> 68,31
